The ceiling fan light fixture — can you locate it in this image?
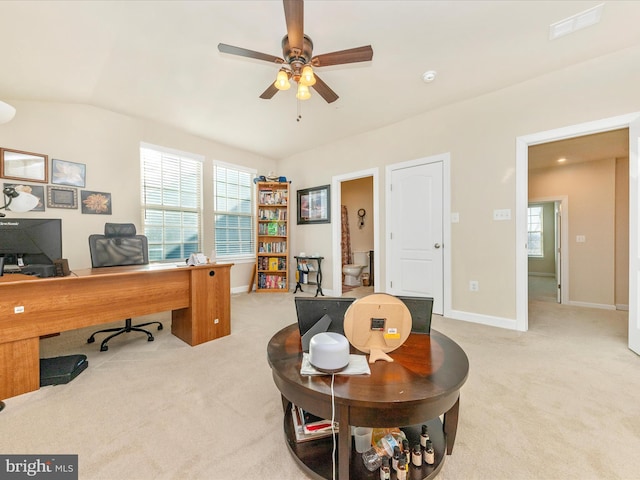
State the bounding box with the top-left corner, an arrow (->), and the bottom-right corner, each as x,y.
299,65 -> 316,86
274,69 -> 291,90
296,83 -> 311,101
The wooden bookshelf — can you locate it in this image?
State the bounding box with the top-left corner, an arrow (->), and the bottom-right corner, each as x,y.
255,181 -> 290,292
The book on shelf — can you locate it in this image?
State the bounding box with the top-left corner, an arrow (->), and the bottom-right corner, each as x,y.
290,404 -> 338,443
268,257 -> 279,271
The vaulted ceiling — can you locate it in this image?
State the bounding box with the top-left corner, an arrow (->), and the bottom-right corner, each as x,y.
1,1 -> 639,159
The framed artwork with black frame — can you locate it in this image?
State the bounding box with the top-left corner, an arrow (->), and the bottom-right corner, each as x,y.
51,158 -> 86,187
297,185 -> 330,224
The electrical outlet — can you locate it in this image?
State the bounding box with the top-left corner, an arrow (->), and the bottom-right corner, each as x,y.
469,281 -> 479,292
451,212 -> 460,223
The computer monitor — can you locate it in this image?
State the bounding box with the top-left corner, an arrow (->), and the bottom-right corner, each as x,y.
295,297 -> 357,338
294,294 -> 434,347
396,295 -> 434,334
0,218 -> 63,269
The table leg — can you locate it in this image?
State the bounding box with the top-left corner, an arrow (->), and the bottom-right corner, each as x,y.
443,395 -> 460,454
315,260 -> 324,296
280,394 -> 291,413
337,402 -> 350,479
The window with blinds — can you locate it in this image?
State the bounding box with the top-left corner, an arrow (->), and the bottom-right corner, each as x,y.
214,163 -> 255,258
140,144 -> 203,261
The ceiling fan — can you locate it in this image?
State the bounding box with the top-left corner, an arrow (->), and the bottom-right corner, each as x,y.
217,0 -> 373,104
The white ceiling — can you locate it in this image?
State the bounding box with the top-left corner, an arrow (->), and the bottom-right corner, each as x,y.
1,1 -> 639,159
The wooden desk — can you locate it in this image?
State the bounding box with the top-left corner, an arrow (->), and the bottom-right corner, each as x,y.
267,324 -> 469,480
0,263 -> 233,400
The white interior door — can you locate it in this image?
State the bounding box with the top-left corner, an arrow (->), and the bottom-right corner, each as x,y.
388,160 -> 443,314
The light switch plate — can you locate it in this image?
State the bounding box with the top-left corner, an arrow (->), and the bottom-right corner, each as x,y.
493,209 -> 511,221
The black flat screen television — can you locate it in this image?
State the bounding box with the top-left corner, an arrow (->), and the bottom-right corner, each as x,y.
0,218 -> 63,268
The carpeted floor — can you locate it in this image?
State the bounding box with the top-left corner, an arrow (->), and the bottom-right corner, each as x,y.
1,289 -> 637,479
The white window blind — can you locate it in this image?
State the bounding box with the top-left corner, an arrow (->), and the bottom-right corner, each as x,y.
140,144 -> 203,261
214,162 -> 255,258
528,205 -> 544,257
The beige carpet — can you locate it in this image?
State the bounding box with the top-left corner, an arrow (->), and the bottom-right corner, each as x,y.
1,289 -> 637,480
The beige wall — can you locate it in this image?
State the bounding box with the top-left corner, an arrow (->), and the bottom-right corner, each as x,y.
2,44 -> 639,320
529,159 -> 617,306
616,157 -> 630,307
280,44 -> 640,320
341,177 -> 374,256
0,102 -> 276,289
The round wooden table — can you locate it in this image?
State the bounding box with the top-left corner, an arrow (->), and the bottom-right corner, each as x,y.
267,324 -> 469,479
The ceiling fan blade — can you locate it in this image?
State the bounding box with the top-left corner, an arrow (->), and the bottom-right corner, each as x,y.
283,0 -> 304,52
311,45 -> 373,67
218,43 -> 284,64
312,74 -> 339,104
259,83 -> 279,100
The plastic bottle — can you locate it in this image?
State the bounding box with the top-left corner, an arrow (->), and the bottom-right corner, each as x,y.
361,430 -> 407,472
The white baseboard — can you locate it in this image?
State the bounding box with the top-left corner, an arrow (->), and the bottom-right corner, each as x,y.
567,300 -> 616,310
445,309 -> 521,331
616,304 -> 629,311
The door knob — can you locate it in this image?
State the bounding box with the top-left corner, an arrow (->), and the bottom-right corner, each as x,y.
434,243 -> 441,249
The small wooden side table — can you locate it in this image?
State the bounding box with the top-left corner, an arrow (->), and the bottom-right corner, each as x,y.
293,256 -> 324,296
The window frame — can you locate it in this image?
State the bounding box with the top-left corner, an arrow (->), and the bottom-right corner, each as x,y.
140,142 -> 204,263
213,161 -> 256,261
527,204 -> 544,257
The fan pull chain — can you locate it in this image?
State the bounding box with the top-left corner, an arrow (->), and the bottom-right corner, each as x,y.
297,98 -> 302,122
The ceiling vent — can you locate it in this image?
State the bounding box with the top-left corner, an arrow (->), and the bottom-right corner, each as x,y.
549,3 -> 604,40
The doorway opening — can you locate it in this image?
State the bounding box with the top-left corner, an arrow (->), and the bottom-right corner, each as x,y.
331,168 -> 379,297
527,198 -> 568,304
516,113 -> 638,352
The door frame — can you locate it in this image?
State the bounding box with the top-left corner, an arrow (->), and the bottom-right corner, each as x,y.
528,196 -> 569,305
516,112 -> 640,344
385,153 -> 451,316
332,168 -> 380,297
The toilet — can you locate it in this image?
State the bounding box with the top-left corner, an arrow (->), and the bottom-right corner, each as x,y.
342,251 -> 368,286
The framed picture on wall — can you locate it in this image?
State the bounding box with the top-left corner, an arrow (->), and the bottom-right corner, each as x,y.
51,158 -> 86,187
0,149 -> 48,183
81,190 -> 112,215
297,185 -> 330,224
47,185 -> 78,209
3,182 -> 45,212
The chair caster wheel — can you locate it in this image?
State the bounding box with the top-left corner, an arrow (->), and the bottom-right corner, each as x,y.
87,337 -> 95,344
100,345 -> 108,352
148,336 -> 155,342
157,324 -> 163,331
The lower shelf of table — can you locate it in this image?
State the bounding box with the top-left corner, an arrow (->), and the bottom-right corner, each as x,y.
283,410 -> 446,480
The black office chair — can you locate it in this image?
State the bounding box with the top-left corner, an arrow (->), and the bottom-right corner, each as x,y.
87,223 -> 163,351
